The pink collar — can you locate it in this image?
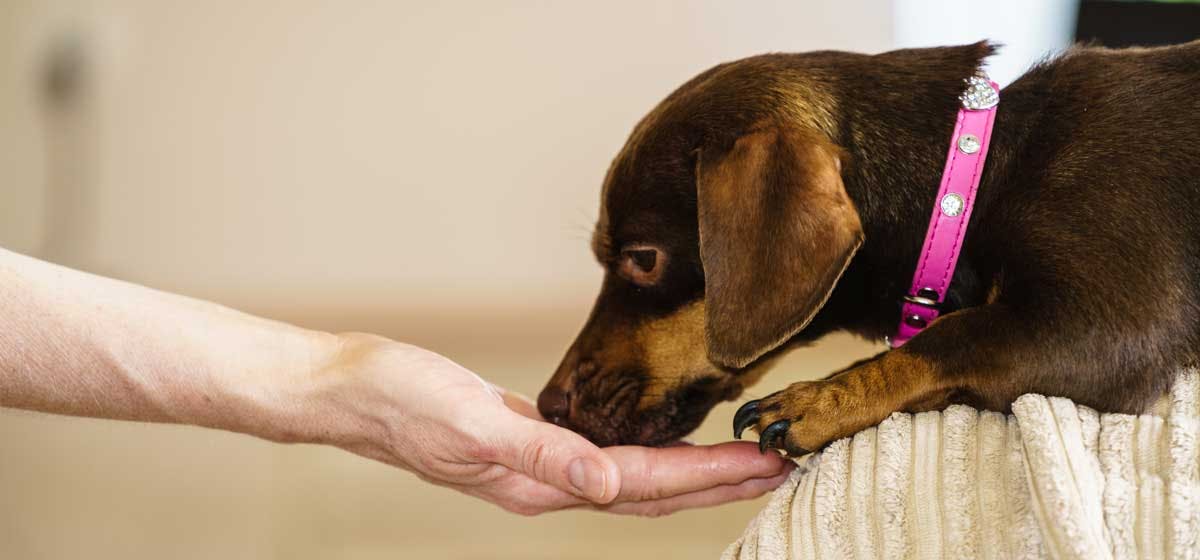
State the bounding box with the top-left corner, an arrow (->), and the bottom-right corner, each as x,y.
890,73 -> 999,348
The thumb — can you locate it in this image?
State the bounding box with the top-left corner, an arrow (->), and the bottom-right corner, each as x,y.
486,413 -> 621,504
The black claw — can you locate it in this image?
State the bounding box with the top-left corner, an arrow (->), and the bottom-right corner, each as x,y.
733,400 -> 760,439
758,420 -> 791,454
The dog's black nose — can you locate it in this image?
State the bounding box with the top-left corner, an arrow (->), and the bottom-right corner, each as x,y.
537,386 -> 572,426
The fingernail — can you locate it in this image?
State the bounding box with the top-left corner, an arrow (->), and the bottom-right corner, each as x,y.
568,458 -> 607,502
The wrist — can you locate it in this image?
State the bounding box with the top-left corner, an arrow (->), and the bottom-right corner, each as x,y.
210,326 -> 347,446
268,332 -> 403,451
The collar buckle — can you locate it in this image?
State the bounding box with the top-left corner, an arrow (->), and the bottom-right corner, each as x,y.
902,293 -> 940,308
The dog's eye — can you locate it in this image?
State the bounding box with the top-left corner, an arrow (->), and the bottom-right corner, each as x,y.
618,245 -> 666,287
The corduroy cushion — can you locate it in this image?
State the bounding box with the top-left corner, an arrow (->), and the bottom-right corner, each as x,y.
723,370 -> 1200,560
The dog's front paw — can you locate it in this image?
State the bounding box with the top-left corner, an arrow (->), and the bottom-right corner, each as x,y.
732,380 -> 868,456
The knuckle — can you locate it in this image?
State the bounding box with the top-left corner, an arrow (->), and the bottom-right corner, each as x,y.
638,453 -> 664,500
702,445 -> 733,475
521,438 -> 553,482
506,504 -> 543,517
638,504 -> 673,518
502,497 -> 547,517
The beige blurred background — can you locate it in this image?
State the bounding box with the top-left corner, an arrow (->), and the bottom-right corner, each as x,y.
0,1 -> 1079,558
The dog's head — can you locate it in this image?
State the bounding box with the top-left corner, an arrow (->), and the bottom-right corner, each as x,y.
537,55 -> 865,446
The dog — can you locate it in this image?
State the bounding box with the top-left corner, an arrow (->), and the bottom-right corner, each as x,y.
536,41 -> 1200,455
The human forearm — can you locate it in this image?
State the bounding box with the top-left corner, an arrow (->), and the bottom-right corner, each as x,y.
0,247 -> 337,440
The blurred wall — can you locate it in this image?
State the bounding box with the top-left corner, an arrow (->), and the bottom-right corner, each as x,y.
894,0 -> 1078,85
2,0 -> 894,316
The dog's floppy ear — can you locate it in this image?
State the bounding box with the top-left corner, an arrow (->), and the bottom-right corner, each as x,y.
697,126 -> 863,368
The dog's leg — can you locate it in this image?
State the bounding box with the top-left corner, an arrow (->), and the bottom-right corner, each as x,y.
733,347 -> 943,454
734,303 -> 1173,455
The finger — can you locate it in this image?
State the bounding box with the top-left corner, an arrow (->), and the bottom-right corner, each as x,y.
604,441 -> 791,502
446,469 -> 587,516
498,389 -> 543,421
485,382 -> 544,421
482,413 -> 621,504
596,468 -> 794,517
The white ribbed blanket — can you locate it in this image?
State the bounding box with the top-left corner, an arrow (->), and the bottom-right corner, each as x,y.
723,370 -> 1200,560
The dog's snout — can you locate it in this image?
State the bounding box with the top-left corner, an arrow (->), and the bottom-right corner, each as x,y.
576,359 -> 598,380
537,386 -> 571,426
540,357 -> 600,426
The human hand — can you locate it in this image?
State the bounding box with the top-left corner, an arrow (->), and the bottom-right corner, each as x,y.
298,333 -> 794,516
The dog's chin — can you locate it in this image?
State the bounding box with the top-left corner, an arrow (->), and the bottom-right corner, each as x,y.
570,414 -> 706,447
568,393 -> 726,447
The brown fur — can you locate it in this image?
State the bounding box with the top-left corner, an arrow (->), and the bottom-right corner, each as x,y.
699,126 -> 863,368
539,41 -> 1200,453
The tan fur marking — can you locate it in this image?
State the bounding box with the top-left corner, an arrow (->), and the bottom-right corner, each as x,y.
752,350 -> 943,452
633,301 -> 716,410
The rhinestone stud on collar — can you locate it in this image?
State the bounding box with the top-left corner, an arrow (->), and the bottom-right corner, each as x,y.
940,193 -> 965,217
957,133 -> 981,154
959,73 -> 998,110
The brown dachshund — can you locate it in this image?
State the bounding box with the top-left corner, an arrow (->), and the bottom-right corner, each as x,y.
537,41 -> 1200,455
